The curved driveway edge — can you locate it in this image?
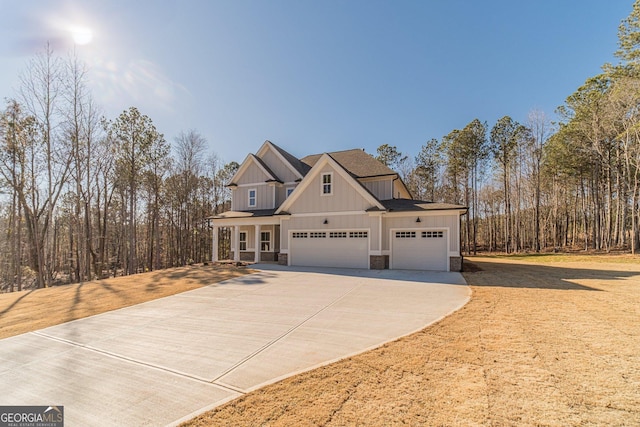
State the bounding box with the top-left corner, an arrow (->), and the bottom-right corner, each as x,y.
0,265 -> 469,426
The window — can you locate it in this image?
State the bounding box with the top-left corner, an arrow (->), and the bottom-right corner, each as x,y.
349,231 -> 368,238
248,189 -> 256,207
260,231 -> 271,251
321,173 -> 332,195
286,187 -> 295,198
395,231 -> 416,238
239,232 -> 247,251
292,232 -> 308,239
309,232 -> 326,238
330,231 -> 347,238
422,231 -> 444,238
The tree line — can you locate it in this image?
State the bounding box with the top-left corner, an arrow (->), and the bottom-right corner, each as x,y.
378,0 -> 640,256
0,45 -> 238,291
2,2 -> 640,292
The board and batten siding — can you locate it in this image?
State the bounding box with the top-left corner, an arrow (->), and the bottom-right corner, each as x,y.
259,149 -> 299,183
383,214 -> 460,253
361,178 -> 393,200
287,165 -> 375,214
280,214 -> 379,252
235,162 -> 270,185
232,185 -> 274,210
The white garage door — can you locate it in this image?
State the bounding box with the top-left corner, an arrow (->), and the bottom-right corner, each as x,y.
290,230 -> 369,269
391,229 -> 448,271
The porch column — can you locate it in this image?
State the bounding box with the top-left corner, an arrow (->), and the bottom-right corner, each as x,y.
254,224 -> 261,263
233,226 -> 240,261
212,226 -> 219,262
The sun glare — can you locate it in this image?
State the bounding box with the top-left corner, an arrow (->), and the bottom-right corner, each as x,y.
71,27 -> 93,45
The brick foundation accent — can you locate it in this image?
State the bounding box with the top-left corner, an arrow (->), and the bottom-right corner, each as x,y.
240,252 -> 254,262
278,253 -> 288,265
370,255 -> 389,270
261,252 -> 278,262
450,256 -> 463,272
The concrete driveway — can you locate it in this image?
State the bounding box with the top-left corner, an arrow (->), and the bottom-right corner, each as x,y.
0,265 -> 469,426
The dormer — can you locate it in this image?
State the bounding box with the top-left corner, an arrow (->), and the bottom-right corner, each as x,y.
227,141 -> 310,212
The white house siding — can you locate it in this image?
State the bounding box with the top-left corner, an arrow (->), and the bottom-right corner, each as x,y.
393,180 -> 413,199
280,214 -> 378,252
383,214 -> 460,254
361,178 -> 393,200
232,184 -> 274,211
258,149 -> 299,183
235,162 -> 270,185
277,187 -> 284,207
287,164 -> 375,214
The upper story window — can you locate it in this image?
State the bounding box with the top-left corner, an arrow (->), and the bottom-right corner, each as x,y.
286,187 -> 295,198
321,173 -> 333,196
248,189 -> 256,207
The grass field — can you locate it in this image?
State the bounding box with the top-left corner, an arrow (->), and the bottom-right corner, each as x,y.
0,264 -> 249,339
1,255 -> 638,425
184,255 -> 640,426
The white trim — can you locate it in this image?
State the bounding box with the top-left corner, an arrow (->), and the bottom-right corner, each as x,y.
212,226 -> 219,262
212,216 -> 281,227
260,230 -> 272,252
257,140 -> 304,180
321,172 -> 333,196
358,175 -> 395,182
384,209 -> 466,217
239,231 -> 248,251
378,214 -> 382,254
286,187 -> 295,198
235,182 -> 269,188
389,227 -> 450,272
229,153 -> 276,185
290,210 -> 367,217
287,228 -> 371,269
248,188 -> 257,208
276,154 -> 385,214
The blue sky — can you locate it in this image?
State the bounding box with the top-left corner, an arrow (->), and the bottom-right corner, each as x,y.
0,0 -> 633,164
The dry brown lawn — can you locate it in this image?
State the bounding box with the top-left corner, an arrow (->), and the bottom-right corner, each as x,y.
183,255 -> 640,427
0,264 -> 249,339
2,256 -> 638,426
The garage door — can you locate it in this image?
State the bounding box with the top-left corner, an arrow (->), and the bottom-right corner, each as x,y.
391,229 -> 448,271
290,230 -> 369,269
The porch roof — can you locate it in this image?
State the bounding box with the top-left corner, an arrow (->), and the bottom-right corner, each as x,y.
377,198 -> 468,212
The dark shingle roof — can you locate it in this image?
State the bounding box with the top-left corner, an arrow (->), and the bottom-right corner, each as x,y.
251,154 -> 281,182
301,149 -> 396,178
379,199 -> 467,212
213,208 -> 279,219
269,141 -> 312,177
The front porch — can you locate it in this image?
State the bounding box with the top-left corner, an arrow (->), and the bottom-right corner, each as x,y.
212,222 -> 280,264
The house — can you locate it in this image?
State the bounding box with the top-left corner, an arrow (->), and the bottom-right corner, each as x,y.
210,141 -> 467,271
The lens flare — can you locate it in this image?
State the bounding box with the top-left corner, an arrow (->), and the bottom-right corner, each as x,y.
71,27 -> 93,45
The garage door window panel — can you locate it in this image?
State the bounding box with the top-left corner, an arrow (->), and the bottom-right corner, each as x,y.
392,229 -> 447,271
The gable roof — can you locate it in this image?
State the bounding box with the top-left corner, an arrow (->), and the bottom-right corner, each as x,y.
276,153 -> 385,214
268,141 -> 312,177
228,153 -> 279,186
256,140 -> 309,180
301,149 -> 396,178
